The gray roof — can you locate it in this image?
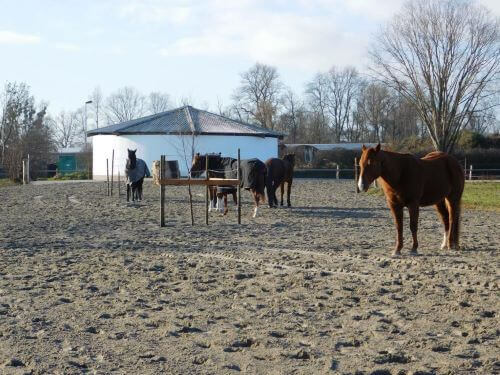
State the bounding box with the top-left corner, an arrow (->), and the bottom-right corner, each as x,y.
87,106 -> 283,138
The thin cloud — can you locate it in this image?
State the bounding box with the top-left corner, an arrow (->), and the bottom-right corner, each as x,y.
0,30 -> 41,44
157,5 -> 370,72
54,42 -> 80,52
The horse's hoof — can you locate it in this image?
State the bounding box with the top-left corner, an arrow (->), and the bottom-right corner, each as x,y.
409,249 -> 419,256
391,250 -> 401,257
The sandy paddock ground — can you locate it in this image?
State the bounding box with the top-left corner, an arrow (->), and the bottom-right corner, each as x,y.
0,179 -> 498,375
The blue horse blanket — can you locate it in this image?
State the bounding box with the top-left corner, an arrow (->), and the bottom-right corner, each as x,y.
126,159 -> 150,184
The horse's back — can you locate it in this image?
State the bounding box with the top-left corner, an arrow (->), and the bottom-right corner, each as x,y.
419,152 -> 464,204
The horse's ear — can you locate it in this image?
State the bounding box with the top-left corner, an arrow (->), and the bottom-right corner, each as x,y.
375,143 -> 381,153
196,152 -> 200,157
133,149 -> 137,153
362,145 -> 367,152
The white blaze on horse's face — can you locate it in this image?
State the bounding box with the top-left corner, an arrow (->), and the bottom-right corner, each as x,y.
358,176 -> 364,192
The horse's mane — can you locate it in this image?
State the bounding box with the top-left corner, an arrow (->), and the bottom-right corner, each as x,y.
127,151 -> 137,170
283,154 -> 295,165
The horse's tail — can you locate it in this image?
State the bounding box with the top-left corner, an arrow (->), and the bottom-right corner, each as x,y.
257,162 -> 267,203
265,160 -> 274,196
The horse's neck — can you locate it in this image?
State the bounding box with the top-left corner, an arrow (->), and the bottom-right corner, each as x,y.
127,157 -> 137,170
379,151 -> 405,188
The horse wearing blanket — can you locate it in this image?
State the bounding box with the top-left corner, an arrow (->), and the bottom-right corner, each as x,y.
191,153 -> 266,217
125,149 -> 151,202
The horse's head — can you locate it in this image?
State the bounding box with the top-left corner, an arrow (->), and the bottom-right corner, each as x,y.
191,153 -> 223,177
126,148 -> 137,170
358,143 -> 382,192
190,153 -> 205,177
283,153 -> 295,167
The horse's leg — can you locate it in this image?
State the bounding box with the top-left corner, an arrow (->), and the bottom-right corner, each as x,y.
435,200 -> 450,250
389,204 -> 404,256
208,187 -> 214,212
127,184 -> 130,202
267,179 -> 274,208
408,203 -> 420,255
223,194 -> 228,215
446,198 -> 461,250
252,191 -> 259,218
232,191 -> 237,206
280,182 -> 285,206
286,179 -> 292,207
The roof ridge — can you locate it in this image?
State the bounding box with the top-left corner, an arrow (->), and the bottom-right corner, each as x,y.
184,106 -> 197,133
194,106 -> 283,136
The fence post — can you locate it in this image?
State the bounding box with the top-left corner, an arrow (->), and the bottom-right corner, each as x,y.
111,149 -> 114,196
205,155 -> 209,225
469,165 -> 473,181
160,155 -> 165,227
237,149 -> 241,225
354,157 -> 359,194
106,158 -> 110,196
27,154 -> 30,183
22,159 -> 26,185
336,165 -> 339,180
118,171 -> 121,197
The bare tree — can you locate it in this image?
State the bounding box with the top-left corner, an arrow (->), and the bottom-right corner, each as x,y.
90,87 -> 104,129
106,86 -> 146,124
279,88 -> 305,143
370,0 -> 500,152
358,82 -> 392,142
325,66 -> 360,142
148,92 -> 171,114
233,63 -> 283,129
51,111 -> 80,148
305,73 -> 330,142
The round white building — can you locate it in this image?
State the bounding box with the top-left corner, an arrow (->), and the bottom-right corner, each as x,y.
87,105 -> 283,179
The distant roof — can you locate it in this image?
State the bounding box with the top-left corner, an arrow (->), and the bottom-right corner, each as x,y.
87,106 -> 283,139
58,147 -> 85,154
285,143 -> 380,151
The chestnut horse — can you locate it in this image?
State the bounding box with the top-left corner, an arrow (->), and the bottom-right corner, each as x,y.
358,144 -> 464,256
265,154 -> 295,207
191,153 -> 267,217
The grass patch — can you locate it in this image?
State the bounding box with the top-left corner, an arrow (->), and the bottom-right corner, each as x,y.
462,182 -> 500,211
48,171 -> 90,180
0,178 -> 17,187
366,181 -> 500,211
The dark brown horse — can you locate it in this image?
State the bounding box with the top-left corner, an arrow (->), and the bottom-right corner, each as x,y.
265,154 -> 295,207
358,144 -> 464,256
125,149 -> 150,202
191,153 -> 267,217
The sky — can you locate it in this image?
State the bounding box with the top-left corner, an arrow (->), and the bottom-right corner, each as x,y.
1,0 -> 499,118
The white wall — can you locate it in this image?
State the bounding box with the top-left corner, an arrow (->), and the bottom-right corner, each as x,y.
91,134 -> 278,179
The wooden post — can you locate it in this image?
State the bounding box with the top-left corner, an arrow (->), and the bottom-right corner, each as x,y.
354,157 -> 359,194
111,149 -> 114,196
237,148 -> 241,224
106,158 -> 110,196
118,171 -> 121,197
27,154 -> 30,183
22,159 -> 26,185
336,165 -> 340,180
160,155 -> 165,227
205,155 -> 209,225
469,165 -> 473,181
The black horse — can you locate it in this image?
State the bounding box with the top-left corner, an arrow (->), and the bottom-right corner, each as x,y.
265,154 -> 295,207
191,153 -> 267,217
125,149 -> 150,202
